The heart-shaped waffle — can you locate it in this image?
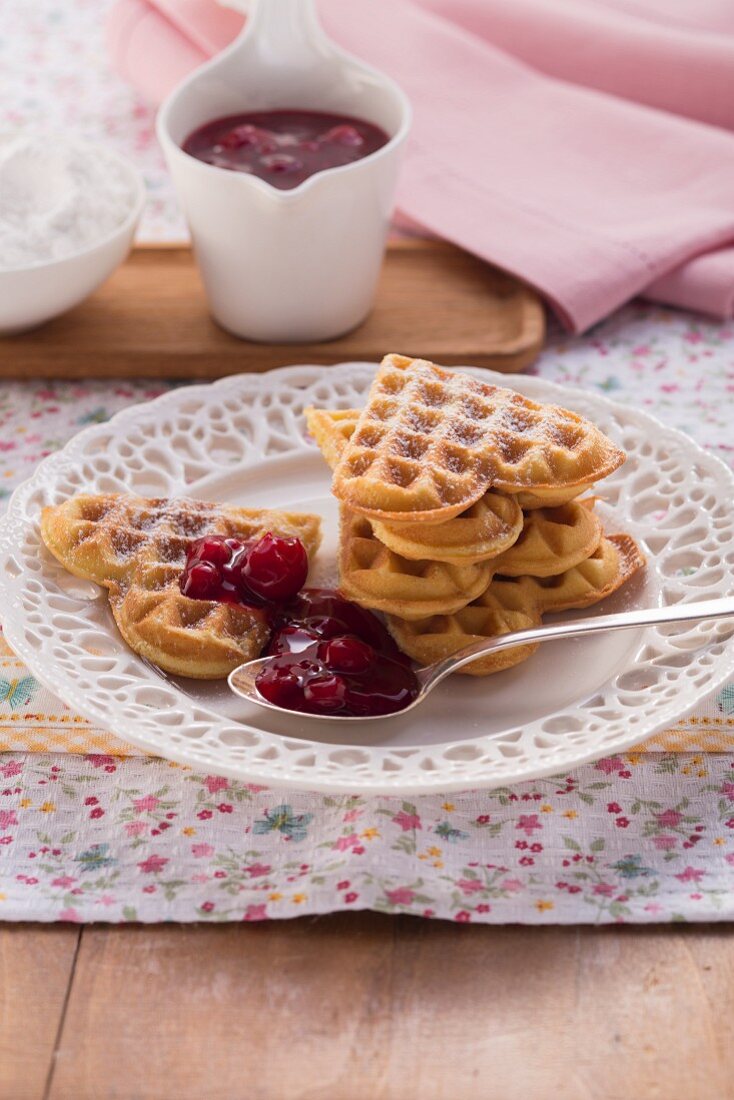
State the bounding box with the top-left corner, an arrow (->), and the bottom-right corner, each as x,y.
338,506 -> 497,620
386,534 -> 644,676
372,494 -> 524,565
307,405 -> 600,517
329,355 -> 626,523
40,494 -> 322,679
307,405 -> 525,563
493,499 -> 602,578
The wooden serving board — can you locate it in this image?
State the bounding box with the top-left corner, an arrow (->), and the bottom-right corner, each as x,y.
0,240 -> 544,379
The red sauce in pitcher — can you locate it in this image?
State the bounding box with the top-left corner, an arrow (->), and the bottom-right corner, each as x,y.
182,109 -> 390,189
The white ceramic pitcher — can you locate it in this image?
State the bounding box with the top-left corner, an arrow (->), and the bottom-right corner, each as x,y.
157,0 -> 411,343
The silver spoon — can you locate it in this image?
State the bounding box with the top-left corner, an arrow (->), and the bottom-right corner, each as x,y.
228,596 -> 734,721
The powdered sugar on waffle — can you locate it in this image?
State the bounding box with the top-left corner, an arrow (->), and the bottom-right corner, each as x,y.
332,355 -> 626,522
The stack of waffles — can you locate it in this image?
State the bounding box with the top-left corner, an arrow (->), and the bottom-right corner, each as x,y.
307,354 -> 645,675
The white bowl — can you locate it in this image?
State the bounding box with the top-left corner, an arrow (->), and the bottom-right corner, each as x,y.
0,141 -> 145,334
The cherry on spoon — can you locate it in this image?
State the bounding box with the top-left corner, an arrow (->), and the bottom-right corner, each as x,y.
229,596 -> 734,722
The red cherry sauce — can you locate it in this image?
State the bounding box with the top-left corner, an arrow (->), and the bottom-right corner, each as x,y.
261,589 -> 418,718
179,533 -> 306,610
182,110 -> 390,190
179,536 -> 418,717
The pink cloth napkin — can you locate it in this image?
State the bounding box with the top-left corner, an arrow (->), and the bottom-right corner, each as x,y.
424,0 -> 734,132
107,0 -> 734,331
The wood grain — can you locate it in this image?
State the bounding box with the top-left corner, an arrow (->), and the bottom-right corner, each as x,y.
44,917 -> 734,1100
0,241 -> 544,379
0,924 -> 80,1100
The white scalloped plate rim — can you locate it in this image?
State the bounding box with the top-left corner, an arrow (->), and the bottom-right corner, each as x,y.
0,362 -> 733,794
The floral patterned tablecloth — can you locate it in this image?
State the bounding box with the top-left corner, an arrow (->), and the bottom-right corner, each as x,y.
2,750 -> 734,925
1,307 -> 734,924
1,0 -> 734,923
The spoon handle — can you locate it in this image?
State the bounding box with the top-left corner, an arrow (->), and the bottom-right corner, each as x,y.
245,0 -> 327,61
423,596 -> 734,688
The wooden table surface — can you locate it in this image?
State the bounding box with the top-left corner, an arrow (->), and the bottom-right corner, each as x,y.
2,917 -> 732,1100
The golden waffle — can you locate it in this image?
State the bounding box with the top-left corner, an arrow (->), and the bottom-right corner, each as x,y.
367,492 -> 598,574
308,407 -> 601,513
308,408 -> 602,574
330,354 -> 625,523
306,405 -> 524,563
110,581 -> 271,681
338,506 -> 495,620
372,494 -> 523,564
306,407 -> 360,471
494,499 -> 602,577
40,494 -> 322,680
387,534 -> 645,676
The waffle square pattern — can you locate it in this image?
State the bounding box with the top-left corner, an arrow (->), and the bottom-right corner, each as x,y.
332,355 -> 626,523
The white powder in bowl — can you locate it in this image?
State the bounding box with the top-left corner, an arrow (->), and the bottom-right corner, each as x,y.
0,133 -> 140,270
